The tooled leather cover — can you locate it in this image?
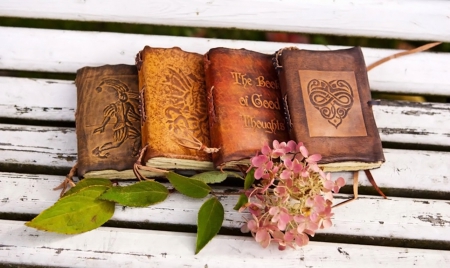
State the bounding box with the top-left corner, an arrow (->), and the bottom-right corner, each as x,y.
276,47 -> 385,166
204,48 -> 290,168
137,46 -> 211,163
75,65 -> 141,177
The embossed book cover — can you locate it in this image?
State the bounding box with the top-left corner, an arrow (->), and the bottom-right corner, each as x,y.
204,48 -> 290,169
75,64 -> 154,179
274,47 -> 385,171
136,46 -> 213,170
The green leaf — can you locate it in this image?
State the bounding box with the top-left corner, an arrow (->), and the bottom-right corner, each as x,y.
63,178 -> 112,197
244,168 -> 256,190
98,181 -> 168,207
166,171 -> 211,198
223,171 -> 244,180
233,194 -> 248,211
190,171 -> 228,184
196,197 -> 224,254
26,185 -> 115,234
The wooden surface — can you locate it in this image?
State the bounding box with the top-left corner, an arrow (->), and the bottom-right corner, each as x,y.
1,0 -> 450,267
1,26 -> 449,95
2,126 -> 450,192
1,0 -> 449,42
1,220 -> 449,268
1,173 -> 449,242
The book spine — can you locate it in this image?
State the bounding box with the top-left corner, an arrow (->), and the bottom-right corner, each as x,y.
273,48 -> 294,135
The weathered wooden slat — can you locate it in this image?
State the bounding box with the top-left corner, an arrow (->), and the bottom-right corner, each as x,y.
0,219 -> 449,268
374,101 -> 450,147
0,0 -> 449,42
0,27 -> 449,96
2,77 -> 450,124
1,124 -> 449,192
0,124 -> 76,167
0,77 -> 76,122
2,122 -> 450,189
1,172 -> 449,243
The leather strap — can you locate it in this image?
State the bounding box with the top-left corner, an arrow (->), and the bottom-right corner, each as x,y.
364,169 -> 387,199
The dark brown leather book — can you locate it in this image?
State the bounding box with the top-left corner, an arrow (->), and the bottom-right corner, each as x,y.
75,64 -> 155,179
136,46 -> 214,170
204,48 -> 290,169
274,47 -> 385,171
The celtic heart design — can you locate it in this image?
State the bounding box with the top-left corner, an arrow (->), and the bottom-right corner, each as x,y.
307,79 -> 354,128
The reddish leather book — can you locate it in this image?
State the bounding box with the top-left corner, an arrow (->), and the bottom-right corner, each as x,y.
204,48 -> 290,169
274,47 -> 385,171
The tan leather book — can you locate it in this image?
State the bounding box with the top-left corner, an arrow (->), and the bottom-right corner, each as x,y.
75,64 -> 156,179
274,47 -> 385,171
136,46 -> 213,170
204,48 -> 290,169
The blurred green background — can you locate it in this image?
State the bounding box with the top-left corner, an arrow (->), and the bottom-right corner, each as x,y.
1,17 -> 448,102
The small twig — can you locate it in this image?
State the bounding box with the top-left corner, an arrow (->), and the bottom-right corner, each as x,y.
53,163 -> 78,197
367,42 -> 442,71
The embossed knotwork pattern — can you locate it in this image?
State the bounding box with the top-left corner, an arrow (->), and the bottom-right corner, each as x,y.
298,70 -> 367,138
307,79 -> 354,128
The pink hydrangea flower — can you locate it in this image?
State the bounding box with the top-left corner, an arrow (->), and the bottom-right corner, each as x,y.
269,206 -> 292,231
241,140 -> 338,250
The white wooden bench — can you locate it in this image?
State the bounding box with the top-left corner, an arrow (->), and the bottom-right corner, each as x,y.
1,1 -> 450,267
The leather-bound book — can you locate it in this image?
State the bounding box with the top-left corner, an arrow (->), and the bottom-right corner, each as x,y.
204,48 -> 290,169
136,46 -> 213,170
76,64 -> 155,179
274,47 -> 385,171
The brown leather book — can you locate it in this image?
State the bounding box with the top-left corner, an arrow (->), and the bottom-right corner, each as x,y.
76,64 -> 155,179
136,46 -> 213,170
274,47 -> 385,171
204,48 -> 290,169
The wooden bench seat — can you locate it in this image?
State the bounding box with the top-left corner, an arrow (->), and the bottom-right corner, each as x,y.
1,0 -> 449,266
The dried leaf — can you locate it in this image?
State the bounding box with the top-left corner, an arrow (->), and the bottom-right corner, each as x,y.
244,168 -> 255,190
98,181 -> 168,207
195,197 -> 224,254
63,178 -> 112,197
25,185 -> 115,234
166,171 -> 211,198
233,194 -> 248,211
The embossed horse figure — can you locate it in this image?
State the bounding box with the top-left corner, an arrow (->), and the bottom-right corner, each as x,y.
92,78 -> 141,158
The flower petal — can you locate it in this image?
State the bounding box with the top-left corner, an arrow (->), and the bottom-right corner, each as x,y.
300,145 -> 309,158
251,155 -> 268,167
280,170 -> 291,180
268,206 -> 279,216
255,229 -> 270,246
272,140 -> 280,149
254,167 -> 264,180
286,140 -> 297,153
261,144 -> 271,155
307,153 -> 322,163
322,219 -> 333,229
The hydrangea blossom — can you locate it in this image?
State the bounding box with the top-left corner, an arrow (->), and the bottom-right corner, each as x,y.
239,140 -> 344,250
